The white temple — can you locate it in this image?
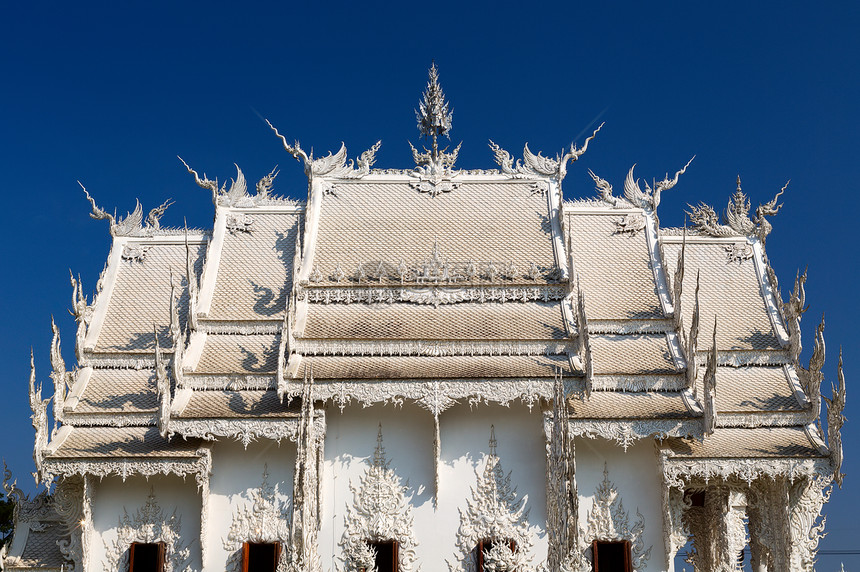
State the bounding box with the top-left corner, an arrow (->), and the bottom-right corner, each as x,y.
1,65 -> 846,572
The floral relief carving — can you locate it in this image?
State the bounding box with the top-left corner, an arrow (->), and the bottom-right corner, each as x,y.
341,425 -> 418,571
223,465 -> 291,572
104,489 -> 193,572
577,463 -> 651,571
451,426 -> 535,571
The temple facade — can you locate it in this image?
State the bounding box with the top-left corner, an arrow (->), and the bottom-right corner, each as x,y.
1,65 -> 846,572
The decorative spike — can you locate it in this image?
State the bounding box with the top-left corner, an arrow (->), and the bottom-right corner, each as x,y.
28,349 -> 48,481
576,280 -> 592,399
373,423 -> 387,468
178,156 -> 221,205
786,268 -> 808,365
184,222 -> 198,332
673,229 -> 686,332
702,318 -> 718,436
687,272 -> 701,391
49,317 -> 68,424
146,198 -> 173,230
824,349 -> 846,487
155,325 -> 171,438
488,424 -> 498,458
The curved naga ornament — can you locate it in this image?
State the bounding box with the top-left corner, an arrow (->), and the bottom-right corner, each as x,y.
623,156 -> 694,210
267,120 -> 381,182
342,425 -> 419,571
80,182 -> 172,237
28,350 -> 49,481
488,123 -> 603,182
223,466 -> 291,572
688,177 -> 788,242
823,350 -> 846,487
104,489 -> 192,572
451,426 -> 535,572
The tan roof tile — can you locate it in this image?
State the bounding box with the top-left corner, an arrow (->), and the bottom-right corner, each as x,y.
567,213 -> 664,320
311,181 -> 556,283
694,366 -> 804,413
665,426 -> 824,458
208,211 -> 300,321
589,333 -> 678,375
302,302 -> 567,340
95,241 -> 206,353
194,334 -> 280,375
301,354 -> 572,380
75,368 -> 157,413
664,242 -> 780,351
177,390 -> 300,418
47,427 -> 202,459
568,391 -> 693,419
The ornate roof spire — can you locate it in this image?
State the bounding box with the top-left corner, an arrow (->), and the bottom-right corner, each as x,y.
416,62 -> 453,156
410,64 -> 462,193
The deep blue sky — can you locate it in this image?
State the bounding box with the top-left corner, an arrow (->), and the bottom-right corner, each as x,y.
2,1 -> 857,567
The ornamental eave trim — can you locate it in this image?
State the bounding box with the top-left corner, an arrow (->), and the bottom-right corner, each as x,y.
169,418 -> 305,448
42,455 -> 211,487
659,455 -> 832,488
569,419 -> 703,451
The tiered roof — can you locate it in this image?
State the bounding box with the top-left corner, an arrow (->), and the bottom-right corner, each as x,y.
6,66 -> 845,570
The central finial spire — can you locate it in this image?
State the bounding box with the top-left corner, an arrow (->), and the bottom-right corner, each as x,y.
409,63 -> 462,194
416,62 -> 453,160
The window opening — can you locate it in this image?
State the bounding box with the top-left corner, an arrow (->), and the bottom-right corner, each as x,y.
476,538 -> 517,572
129,542 -> 165,572
364,540 -> 398,572
592,540 -> 631,572
242,542 -> 281,572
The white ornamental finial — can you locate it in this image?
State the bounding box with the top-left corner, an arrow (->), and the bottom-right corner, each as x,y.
410,64 -> 462,193
416,62 -> 453,153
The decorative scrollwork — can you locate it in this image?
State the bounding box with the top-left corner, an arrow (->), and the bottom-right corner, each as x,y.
226,213 -> 254,234
488,124 -> 603,182
80,182 -> 175,237
823,349 -> 846,487
223,466 -> 291,572
623,157 -> 694,210
613,213 -> 646,236
266,121 -> 380,182
577,463 -> 651,571
451,426 -> 535,571
569,419 -> 703,452
342,425 -> 418,571
104,489 -> 192,572
688,177 -> 788,242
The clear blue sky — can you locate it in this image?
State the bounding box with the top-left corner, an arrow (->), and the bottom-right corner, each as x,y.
1,1 -> 857,567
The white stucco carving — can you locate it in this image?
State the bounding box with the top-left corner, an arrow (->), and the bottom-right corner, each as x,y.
342,425 -> 418,572
223,466 -> 291,572
104,489 -> 193,572
579,463 -> 651,572
451,426 -> 535,571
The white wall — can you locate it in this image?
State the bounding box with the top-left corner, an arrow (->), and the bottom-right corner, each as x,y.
319,402 -> 548,571
205,439 -> 295,571
90,474 -> 202,572
575,437 -> 668,571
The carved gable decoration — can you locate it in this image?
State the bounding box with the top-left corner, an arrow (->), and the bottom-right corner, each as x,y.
104,489 -> 192,572
578,463 -> 651,572
342,425 -> 418,572
223,466 -> 291,572
452,426 -> 535,571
